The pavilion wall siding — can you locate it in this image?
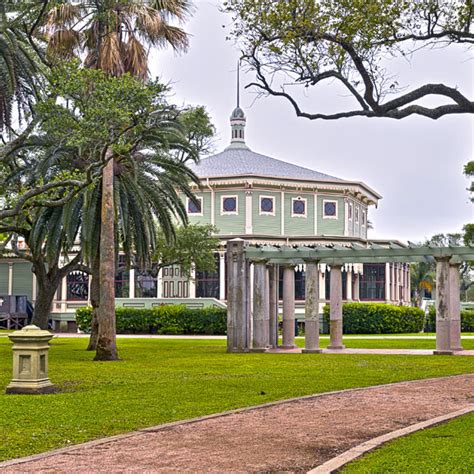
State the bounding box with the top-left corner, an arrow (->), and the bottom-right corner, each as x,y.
317,195 -> 345,236
12,263 -> 33,300
252,191 -> 281,235
0,263 -> 9,294
284,192 -> 315,236
215,190 -> 246,235
186,191 -> 212,226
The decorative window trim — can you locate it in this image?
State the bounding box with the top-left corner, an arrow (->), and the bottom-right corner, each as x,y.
259,195 -> 276,216
323,199 -> 338,219
187,196 -> 203,216
355,206 -> 360,224
220,195 -> 239,215
361,210 -> 367,227
348,202 -> 353,221
291,197 -> 307,218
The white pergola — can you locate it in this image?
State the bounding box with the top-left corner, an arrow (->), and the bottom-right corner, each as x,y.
226,239 -> 474,355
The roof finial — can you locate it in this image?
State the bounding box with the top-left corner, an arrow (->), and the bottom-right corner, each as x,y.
237,60 -> 240,108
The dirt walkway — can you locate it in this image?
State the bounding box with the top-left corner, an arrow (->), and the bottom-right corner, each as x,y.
3,374 -> 474,473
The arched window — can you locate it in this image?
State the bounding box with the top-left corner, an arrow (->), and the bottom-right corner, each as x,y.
67,272 -> 89,301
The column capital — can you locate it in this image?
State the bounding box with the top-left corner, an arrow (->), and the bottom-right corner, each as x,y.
303,258 -> 320,264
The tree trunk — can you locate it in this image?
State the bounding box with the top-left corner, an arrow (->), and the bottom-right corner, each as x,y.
31,276 -> 59,330
95,157 -> 118,361
87,255 -> 100,351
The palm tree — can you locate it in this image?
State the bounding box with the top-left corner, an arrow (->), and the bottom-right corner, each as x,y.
410,262 -> 435,308
1,105 -> 197,335
0,3 -> 44,132
43,0 -> 192,360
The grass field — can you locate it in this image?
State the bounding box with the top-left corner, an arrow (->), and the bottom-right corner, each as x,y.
343,413 -> 474,473
1,336 -> 473,462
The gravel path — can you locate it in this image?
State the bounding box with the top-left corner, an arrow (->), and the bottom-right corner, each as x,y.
3,374 -> 474,473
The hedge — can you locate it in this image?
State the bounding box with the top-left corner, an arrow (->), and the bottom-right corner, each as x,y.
322,303 -> 425,334
76,305 -> 227,335
425,307 -> 474,332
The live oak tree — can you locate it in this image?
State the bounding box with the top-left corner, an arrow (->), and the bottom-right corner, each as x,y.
224,0 -> 473,120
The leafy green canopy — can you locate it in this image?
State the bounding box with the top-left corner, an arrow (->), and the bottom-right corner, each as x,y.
2,63 -> 201,269
224,0 -> 473,120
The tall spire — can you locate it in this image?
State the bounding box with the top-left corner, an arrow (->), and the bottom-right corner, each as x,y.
237,60 -> 240,108
228,60 -> 248,149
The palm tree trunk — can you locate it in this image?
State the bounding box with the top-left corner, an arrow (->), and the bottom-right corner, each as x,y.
94,157 -> 119,361
87,254 -> 100,351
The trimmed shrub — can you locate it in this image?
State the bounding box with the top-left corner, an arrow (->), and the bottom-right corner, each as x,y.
322,303 -> 424,334
425,307 -> 474,332
75,305 -> 227,335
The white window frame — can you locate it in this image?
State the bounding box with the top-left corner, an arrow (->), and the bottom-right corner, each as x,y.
348,202 -> 353,221
355,206 -> 360,224
361,210 -> 367,227
187,196 -> 203,216
220,195 -> 239,215
259,195 -> 276,216
323,199 -> 338,219
291,197 -> 307,218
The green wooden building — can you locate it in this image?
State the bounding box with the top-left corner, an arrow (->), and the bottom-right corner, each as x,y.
0,103 -> 410,330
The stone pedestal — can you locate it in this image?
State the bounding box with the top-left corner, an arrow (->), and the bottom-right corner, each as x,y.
302,260 -> 322,353
268,264 -> 279,349
281,265 -> 296,349
328,265 -> 345,350
6,325 -> 56,394
252,261 -> 269,352
226,239 -> 250,353
449,263 -> 463,351
434,259 -> 453,355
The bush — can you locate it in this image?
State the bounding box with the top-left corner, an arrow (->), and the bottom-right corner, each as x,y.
75,305 -> 227,335
322,303 -> 424,334
425,307 -> 474,332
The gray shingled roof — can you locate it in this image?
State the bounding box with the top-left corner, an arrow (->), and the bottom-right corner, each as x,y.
190,147 -> 343,182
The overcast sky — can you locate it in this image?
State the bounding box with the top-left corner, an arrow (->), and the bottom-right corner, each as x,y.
150,1 -> 473,244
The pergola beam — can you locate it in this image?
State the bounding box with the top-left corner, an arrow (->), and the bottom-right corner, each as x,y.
246,246 -> 474,262
263,256 -> 439,265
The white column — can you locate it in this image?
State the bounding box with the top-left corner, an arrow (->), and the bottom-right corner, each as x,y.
344,199 -> 349,236
280,190 -> 285,235
8,263 -> 13,295
346,267 -> 353,301
189,267 -> 196,298
314,193 -> 318,235
129,269 -> 135,299
219,252 -> 226,300
210,188 -> 215,226
32,273 -> 37,302
245,190 -> 253,234
319,264 -> 326,301
157,268 -> 163,298
60,276 -> 67,312
385,262 -> 391,302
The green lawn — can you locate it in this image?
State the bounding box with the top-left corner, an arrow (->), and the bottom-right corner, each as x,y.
0,337 -> 473,462
295,337 -> 474,350
343,413 -> 474,473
